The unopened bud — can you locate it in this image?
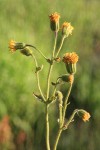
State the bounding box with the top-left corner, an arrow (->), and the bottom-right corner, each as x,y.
54,57 -> 61,62
58,74 -> 74,84
20,47 -> 33,56
49,12 -> 60,32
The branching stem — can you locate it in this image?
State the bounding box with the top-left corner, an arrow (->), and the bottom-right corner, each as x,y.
46,32 -> 58,99
31,54 -> 46,102
53,82 -> 73,150
26,44 -> 47,60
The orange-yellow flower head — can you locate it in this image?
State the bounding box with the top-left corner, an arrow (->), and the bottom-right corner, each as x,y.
62,22 -> 74,37
63,52 -> 79,74
9,40 -> 25,53
82,112 -> 91,122
49,12 -> 60,23
78,109 -> 91,122
63,52 -> 79,64
49,12 -> 60,32
9,40 -> 16,52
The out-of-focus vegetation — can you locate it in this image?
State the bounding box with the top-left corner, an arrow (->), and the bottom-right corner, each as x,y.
0,0 -> 100,149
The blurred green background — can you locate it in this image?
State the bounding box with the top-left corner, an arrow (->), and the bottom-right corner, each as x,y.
0,0 -> 100,149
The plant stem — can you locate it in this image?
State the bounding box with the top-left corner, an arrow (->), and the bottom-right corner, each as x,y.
46,32 -> 58,99
52,32 -> 58,57
62,83 -> 73,123
26,44 -> 47,60
46,105 -> 50,150
63,109 -> 78,130
31,54 -> 46,101
53,129 -> 62,150
53,82 -> 73,150
56,36 -> 65,58
46,64 -> 53,99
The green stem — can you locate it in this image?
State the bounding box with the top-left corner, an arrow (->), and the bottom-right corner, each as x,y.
56,36 -> 65,58
63,109 -> 78,130
46,32 -> 58,99
59,103 -> 63,127
46,105 -> 50,150
26,44 -> 47,60
53,129 -> 62,150
62,83 -> 73,124
52,32 -> 58,57
31,54 -> 46,101
53,82 -> 73,150
52,78 -> 59,96
46,64 -> 53,99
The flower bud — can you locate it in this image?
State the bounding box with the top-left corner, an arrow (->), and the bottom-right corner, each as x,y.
58,74 -> 74,84
78,109 -> 91,122
63,52 -> 79,74
9,40 -> 25,52
61,22 -> 74,38
49,12 -> 60,32
54,57 -> 61,62
20,47 -> 33,56
55,91 -> 63,104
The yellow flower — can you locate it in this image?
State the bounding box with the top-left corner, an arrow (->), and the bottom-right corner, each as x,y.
49,12 -> 60,23
9,40 -> 16,52
82,112 -> 91,122
63,52 -> 79,64
9,40 -> 25,53
62,22 -> 74,37
49,12 -> 60,32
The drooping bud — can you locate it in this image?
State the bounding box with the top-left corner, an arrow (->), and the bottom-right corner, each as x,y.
20,47 -> 33,56
58,74 -> 74,84
61,22 -> 74,38
49,12 -> 60,32
78,109 -> 91,122
63,52 -> 79,74
9,40 -> 25,52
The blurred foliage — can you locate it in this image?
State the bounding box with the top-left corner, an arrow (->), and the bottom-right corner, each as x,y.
0,0 -> 100,149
